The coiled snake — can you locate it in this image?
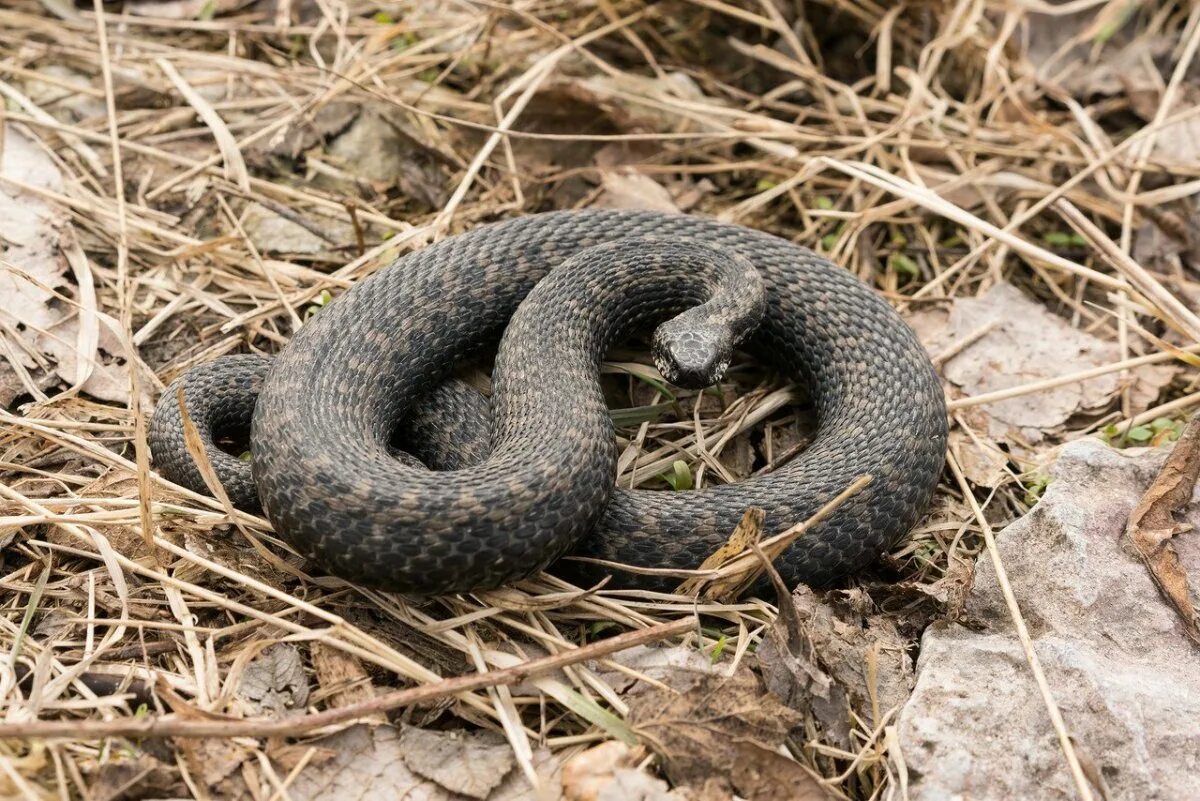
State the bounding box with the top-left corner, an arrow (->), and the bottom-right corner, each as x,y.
149,210 -> 947,595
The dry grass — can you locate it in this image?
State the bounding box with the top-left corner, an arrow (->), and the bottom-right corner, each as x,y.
1,0 -> 1199,798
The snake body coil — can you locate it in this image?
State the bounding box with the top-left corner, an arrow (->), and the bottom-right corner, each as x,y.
150,210 -> 947,595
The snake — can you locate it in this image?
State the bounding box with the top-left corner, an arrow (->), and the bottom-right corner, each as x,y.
148,210 -> 948,596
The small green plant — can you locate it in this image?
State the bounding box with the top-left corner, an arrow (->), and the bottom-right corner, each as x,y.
1041,230 -> 1086,248
1100,416 -> 1185,448
708,633 -> 728,663
303,289 -> 334,321
889,252 -> 920,278
661,459 -> 693,490
1022,472 -> 1052,507
390,31 -> 418,53
820,223 -> 844,251
587,620 -> 618,637
1094,2 -> 1136,43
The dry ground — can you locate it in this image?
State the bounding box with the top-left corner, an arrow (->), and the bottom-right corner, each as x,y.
1,0 -> 1199,799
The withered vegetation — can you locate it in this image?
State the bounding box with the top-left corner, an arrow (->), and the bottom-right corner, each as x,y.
1,1 -> 1198,799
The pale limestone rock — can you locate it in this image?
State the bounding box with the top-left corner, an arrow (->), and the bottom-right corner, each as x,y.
897,439 -> 1200,801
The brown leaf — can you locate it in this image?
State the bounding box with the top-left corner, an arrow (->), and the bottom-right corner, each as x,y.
591,168 -> 680,213
287,724 -> 559,801
238,643 -> 310,716
562,741 -> 679,801
176,735 -> 252,792
160,678 -> 253,793
89,754 -> 183,801
1125,413 -> 1200,645
311,642 -> 381,719
727,742 -> 826,801
322,109 -> 452,207
627,668 -> 826,800
399,726 -> 515,800
128,0 -> 251,19
0,125 -> 133,406
247,101 -> 360,162
758,587 -> 914,748
1021,9 -> 1167,99
676,507 -> 764,598
1137,89 -> 1200,168
596,644 -> 720,699
287,725 -> 445,801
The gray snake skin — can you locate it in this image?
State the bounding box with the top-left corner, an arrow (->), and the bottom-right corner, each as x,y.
149,210 -> 948,595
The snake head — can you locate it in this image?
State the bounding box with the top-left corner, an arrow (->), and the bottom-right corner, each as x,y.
652,320 -> 733,390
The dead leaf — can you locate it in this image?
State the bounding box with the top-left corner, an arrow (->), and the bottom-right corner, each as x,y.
176,734 -> 252,793
487,747 -> 563,801
311,641 -> 381,719
238,643 -> 309,716
0,124 -> 129,406
32,608 -> 75,642
322,109 -> 451,207
89,754 -> 183,801
505,84 -> 628,181
726,742 -> 829,801
1125,413 -> 1200,645
128,0 -> 251,19
399,726 -> 514,800
576,72 -> 714,134
881,557 -> 977,626
159,680 -> 254,793
287,725 -> 458,801
563,741 -> 629,801
241,202 -> 354,257
676,507 -> 764,597
0,123 -> 69,403
595,644 -> 720,699
948,428 -> 1010,486
1133,215 -> 1192,273
287,724 -> 561,801
592,168 -> 680,213
251,101 -> 360,162
17,65 -> 106,122
562,741 -> 679,801
758,587 -> 913,749
627,667 -> 826,800
669,178 -> 716,213
1021,9 -> 1166,99
1128,85 -> 1200,168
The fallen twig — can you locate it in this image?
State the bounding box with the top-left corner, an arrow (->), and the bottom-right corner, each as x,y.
0,616 -> 694,740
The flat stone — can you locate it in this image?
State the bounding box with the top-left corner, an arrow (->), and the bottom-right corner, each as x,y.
897,439 -> 1200,801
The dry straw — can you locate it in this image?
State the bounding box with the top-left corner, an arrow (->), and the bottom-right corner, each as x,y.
0,1 -> 1197,799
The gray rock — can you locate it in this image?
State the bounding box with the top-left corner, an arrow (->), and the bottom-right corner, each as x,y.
897,439 -> 1200,801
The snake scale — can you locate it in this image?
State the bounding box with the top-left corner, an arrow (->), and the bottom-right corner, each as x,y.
149,210 -> 948,595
